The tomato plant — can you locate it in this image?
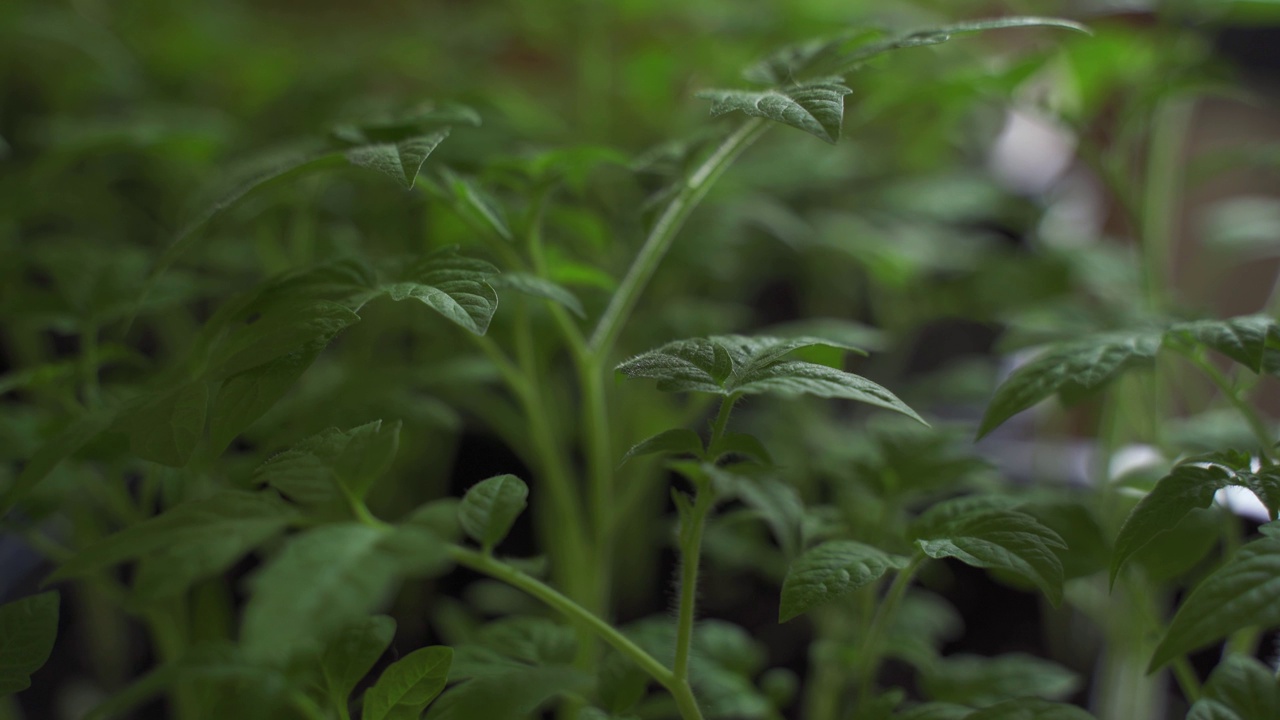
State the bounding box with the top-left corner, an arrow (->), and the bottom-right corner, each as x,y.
3,2 -> 1280,719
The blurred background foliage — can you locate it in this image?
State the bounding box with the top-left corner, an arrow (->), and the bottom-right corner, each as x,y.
5,0 -> 1280,718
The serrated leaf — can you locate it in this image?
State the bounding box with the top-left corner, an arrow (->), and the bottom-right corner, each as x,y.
1150,536 -> 1280,670
344,129 -> 450,189
115,382 -> 208,467
1110,464 -> 1234,586
48,491 -> 297,601
617,335 -> 922,423
320,615 -> 396,713
382,250 -> 499,335
208,343 -> 323,455
0,591 -> 59,697
1188,655 -> 1280,720
964,698 -> 1096,720
205,299 -> 360,380
490,273 -> 585,318
915,509 -> 1066,606
697,80 -> 852,144
254,420 -> 401,505
779,540 -> 908,621
921,653 -> 1080,708
241,523 -> 447,665
1166,315 -> 1280,373
458,474 -> 528,552
978,331 -> 1162,438
621,429 -> 704,465
362,646 -> 453,720
2,408 -> 116,519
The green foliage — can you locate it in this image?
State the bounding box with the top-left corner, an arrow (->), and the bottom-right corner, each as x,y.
362,646 -> 453,720
697,81 -> 853,144
319,615 -> 396,714
1188,655 -> 1280,720
0,592 -> 59,697
458,475 -> 529,553
779,540 -> 907,621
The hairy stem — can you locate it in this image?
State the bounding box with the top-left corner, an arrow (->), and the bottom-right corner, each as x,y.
673,485 -> 715,682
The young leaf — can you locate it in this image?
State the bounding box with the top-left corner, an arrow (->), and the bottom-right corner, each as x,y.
432,166 -> 514,242
978,332 -> 1162,438
620,428 -> 704,465
381,249 -> 499,335
241,523 -> 448,665
921,653 -> 1080,708
458,474 -> 529,552
779,540 -> 908,621
1187,655 -> 1280,720
114,382 -> 209,467
362,646 -> 453,720
708,432 -> 773,465
2,408 -> 116,519
696,80 -> 853,144
1109,464 -> 1233,586
964,698 -> 1096,720
707,466 -> 803,558
204,299 -> 360,380
617,335 -> 923,423
208,343 -> 324,455
423,666 -> 592,720
0,591 -> 59,696
344,129 -> 451,189
915,509 -> 1067,606
320,615 -> 396,714
47,491 -> 297,601
1166,315 -> 1280,374
1149,536 -> 1280,671
253,420 -> 401,506
490,273 -> 586,318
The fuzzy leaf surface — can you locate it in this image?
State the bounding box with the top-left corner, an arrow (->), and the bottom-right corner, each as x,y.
697,80 -> 852,143
362,646 -> 453,720
915,509 -> 1067,605
1188,655 -> 1280,720
241,523 -> 447,665
115,382 -> 208,467
458,474 -> 528,552
1110,463 -> 1234,585
617,335 -> 922,423
382,250 -> 499,335
320,615 -> 396,712
0,591 -> 59,696
48,491 -> 297,601
344,129 -> 450,189
780,540 -> 908,621
1150,536 -> 1280,670
978,332 -> 1161,438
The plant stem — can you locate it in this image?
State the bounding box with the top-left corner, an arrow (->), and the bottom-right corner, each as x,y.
857,554 -> 925,703
447,546 -> 705,720
1170,655 -> 1202,703
708,393 -> 739,447
1138,96 -> 1192,315
588,118 -> 769,357
673,485 -> 715,682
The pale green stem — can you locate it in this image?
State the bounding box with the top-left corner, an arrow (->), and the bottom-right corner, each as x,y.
673,486 -> 715,683
857,554 -> 925,703
1139,96 -> 1192,316
588,118 -> 770,356
1170,656 -> 1202,703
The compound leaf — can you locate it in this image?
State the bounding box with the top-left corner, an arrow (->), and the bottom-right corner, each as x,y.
1150,536 -> 1280,671
320,615 -> 396,713
115,382 -> 209,467
697,80 -> 852,144
48,491 -> 297,601
620,429 -> 704,465
0,591 -> 59,697
978,332 -> 1162,438
382,250 -> 499,335
915,509 -> 1066,606
362,646 -> 453,720
1188,655 -> 1280,720
1110,464 -> 1233,586
344,129 -> 451,189
458,475 -> 528,552
779,540 -> 908,621
241,523 -> 447,665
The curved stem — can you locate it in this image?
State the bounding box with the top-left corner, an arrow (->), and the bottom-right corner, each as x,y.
588,118 -> 769,357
